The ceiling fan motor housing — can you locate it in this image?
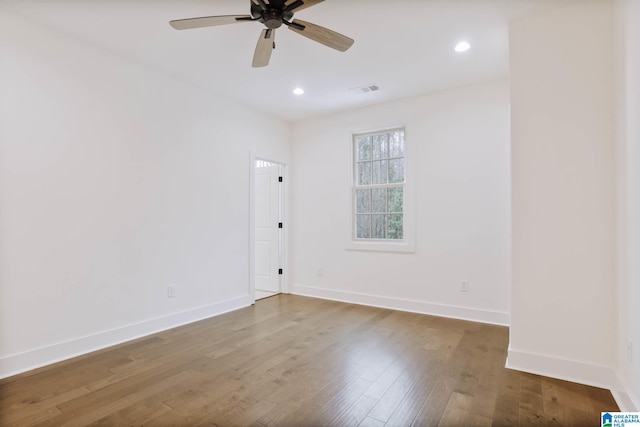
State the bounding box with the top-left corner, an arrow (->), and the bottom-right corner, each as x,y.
251,1 -> 294,29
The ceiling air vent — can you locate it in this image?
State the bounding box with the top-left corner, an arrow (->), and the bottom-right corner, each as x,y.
349,84 -> 380,94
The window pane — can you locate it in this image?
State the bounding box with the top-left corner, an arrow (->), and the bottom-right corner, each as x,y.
372,214 -> 386,239
356,215 -> 371,238
353,128 -> 406,244
387,187 -> 403,213
358,162 -> 371,185
387,214 -> 403,239
389,132 -> 405,158
357,137 -> 372,161
371,160 -> 388,185
356,189 -> 371,213
372,134 -> 388,159
371,188 -> 386,213
388,159 -> 404,183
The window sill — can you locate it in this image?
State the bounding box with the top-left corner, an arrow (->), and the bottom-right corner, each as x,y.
346,240 -> 415,254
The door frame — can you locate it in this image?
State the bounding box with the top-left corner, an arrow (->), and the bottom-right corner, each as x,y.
249,150 -> 288,303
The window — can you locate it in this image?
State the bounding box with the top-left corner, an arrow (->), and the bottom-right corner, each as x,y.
353,128 -> 405,241
256,159 -> 277,168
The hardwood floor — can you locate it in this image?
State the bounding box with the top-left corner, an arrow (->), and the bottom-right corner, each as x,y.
0,295 -> 618,426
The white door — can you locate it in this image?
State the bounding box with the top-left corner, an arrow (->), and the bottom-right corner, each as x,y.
254,165 -> 281,293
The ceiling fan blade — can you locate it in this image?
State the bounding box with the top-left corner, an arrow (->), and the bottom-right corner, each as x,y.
252,29 -> 276,68
169,15 -> 252,30
252,0 -> 268,11
288,19 -> 354,52
285,0 -> 324,13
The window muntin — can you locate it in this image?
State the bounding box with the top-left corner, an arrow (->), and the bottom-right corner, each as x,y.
353,129 -> 405,241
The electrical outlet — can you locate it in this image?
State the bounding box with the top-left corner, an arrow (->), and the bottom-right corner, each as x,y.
168,285 -> 176,298
316,268 -> 323,277
460,280 -> 469,292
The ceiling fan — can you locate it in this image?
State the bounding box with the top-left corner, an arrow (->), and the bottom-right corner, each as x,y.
169,0 -> 354,68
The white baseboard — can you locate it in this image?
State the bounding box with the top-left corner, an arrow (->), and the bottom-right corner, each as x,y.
611,375 -> 640,411
291,284 -> 510,326
0,295 -> 252,379
506,347 -> 640,411
506,346 -> 621,399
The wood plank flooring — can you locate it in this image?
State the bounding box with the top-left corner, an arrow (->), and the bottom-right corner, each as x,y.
0,295 -> 619,426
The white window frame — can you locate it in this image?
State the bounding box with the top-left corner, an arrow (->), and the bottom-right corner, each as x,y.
347,126 -> 415,253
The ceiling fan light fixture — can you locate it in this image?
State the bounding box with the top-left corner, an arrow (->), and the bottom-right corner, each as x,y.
455,41 -> 471,53
169,0 -> 354,68
293,87 -> 305,95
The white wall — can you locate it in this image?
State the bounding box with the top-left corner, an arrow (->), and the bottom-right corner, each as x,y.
0,9 -> 290,378
615,0 -> 640,411
290,80 -> 511,325
508,0 -> 616,388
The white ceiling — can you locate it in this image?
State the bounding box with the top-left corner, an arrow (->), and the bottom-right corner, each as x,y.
2,0 -> 566,122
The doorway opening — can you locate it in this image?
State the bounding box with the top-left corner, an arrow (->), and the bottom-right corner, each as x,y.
252,158 -> 285,301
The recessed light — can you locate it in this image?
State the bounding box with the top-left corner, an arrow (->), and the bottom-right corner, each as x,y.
454,41 -> 471,53
293,87 -> 305,95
